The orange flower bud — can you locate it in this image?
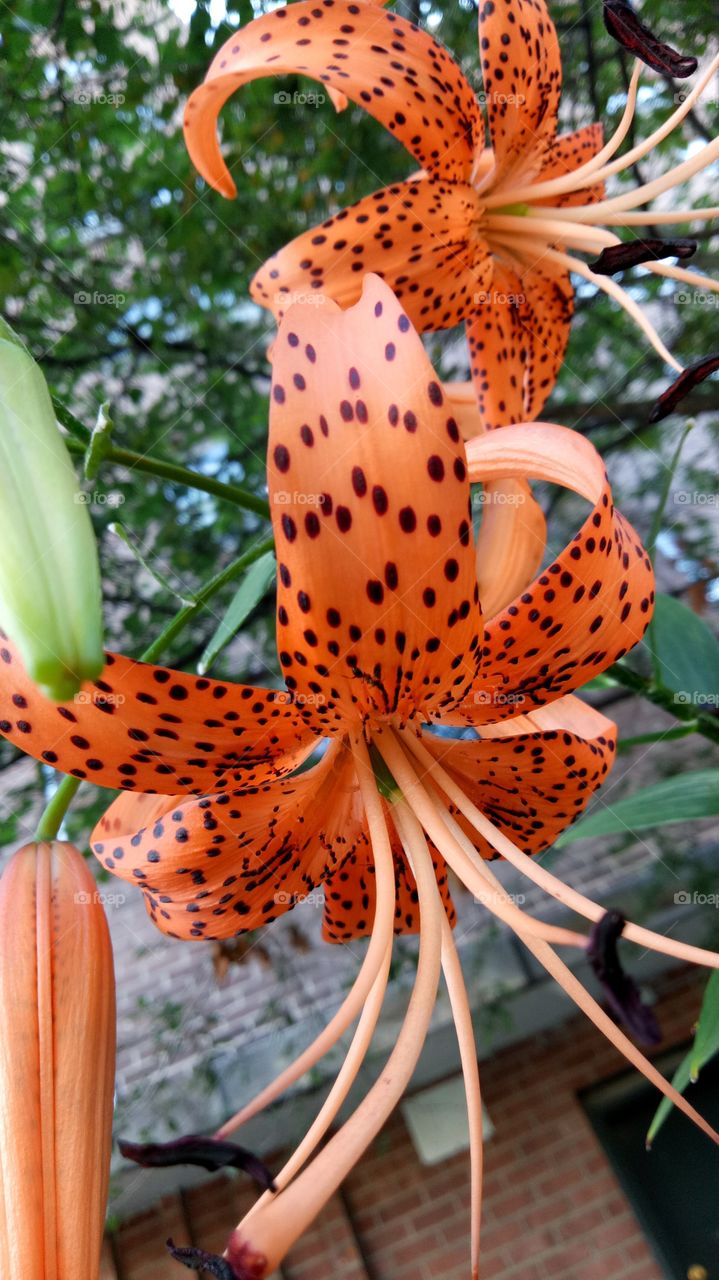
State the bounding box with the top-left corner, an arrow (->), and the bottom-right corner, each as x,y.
0,841 -> 116,1278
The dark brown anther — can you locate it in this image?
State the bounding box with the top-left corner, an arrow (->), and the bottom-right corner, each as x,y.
119,1134 -> 276,1190
587,911 -> 661,1046
603,0 -> 698,77
168,1241 -> 239,1279
649,353 -> 719,422
588,238 -> 697,276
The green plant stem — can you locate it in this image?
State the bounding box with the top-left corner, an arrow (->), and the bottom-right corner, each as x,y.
65,435 -> 270,520
618,722 -> 700,753
34,533 -> 276,840
607,663 -> 719,744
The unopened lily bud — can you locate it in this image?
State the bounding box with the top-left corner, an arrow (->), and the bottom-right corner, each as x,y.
0,841 -> 116,1279
0,326 -> 104,700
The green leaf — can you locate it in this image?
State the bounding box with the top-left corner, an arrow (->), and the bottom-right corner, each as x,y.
197,550 -> 276,675
690,971 -> 719,1082
650,593 -> 719,702
556,770 -> 719,844
648,973 -> 719,1144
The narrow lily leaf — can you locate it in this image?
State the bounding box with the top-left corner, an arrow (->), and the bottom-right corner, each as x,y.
84,401 -> 114,481
690,972 -> 719,1082
556,771 -> 719,844
649,593 -> 719,700
0,335 -> 104,699
197,549 -> 276,675
109,522 -> 196,606
648,973 -> 719,1144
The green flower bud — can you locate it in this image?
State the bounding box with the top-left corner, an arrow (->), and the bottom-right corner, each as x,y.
0,328 -> 104,700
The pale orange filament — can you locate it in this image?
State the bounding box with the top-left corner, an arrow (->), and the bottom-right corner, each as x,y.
400,727 -> 719,973
228,788 -> 444,1273
393,801 -> 483,1280
214,736 -> 396,1141
382,731 -> 719,1147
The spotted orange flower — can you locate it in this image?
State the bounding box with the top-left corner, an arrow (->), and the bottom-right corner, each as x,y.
184,0 -> 719,427
0,279 -> 716,1277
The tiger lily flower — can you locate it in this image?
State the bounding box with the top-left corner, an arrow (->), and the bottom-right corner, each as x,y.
0,278 -> 717,1277
0,840 -> 116,1278
184,0 -> 719,427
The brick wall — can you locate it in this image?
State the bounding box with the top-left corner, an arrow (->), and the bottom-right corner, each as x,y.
106,969 -> 703,1280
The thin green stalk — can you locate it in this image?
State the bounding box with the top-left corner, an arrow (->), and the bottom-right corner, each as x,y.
618,722 -> 699,753
65,435 -> 270,520
607,662 -> 719,745
34,533 -> 276,840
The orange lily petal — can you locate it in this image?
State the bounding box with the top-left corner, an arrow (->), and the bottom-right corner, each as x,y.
323,823 -> 456,941
251,175 -> 491,333
0,640 -> 315,792
460,423 -> 654,723
420,696 -> 616,856
184,0 -> 483,197
0,841 -> 115,1277
443,382 -> 547,615
268,275 -> 483,727
533,123 -> 606,208
91,741 -> 357,940
477,0 -> 561,192
465,259 -> 573,424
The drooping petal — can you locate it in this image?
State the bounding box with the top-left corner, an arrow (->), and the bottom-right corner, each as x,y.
532,123 -> 606,209
91,740 -> 360,940
443,383 -> 547,616
0,639 -> 315,793
465,259 -> 573,425
323,821 -> 456,941
420,696 -> 616,855
477,0 -> 562,192
183,0 -> 483,197
461,424 -> 654,723
251,175 -> 491,333
268,275 -> 483,728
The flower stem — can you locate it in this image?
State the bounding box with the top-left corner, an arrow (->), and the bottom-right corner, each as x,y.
34,533 -> 276,840
607,663 -> 719,743
64,435 -> 270,520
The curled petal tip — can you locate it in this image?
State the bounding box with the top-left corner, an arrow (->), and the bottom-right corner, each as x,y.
603,0 -> 698,76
